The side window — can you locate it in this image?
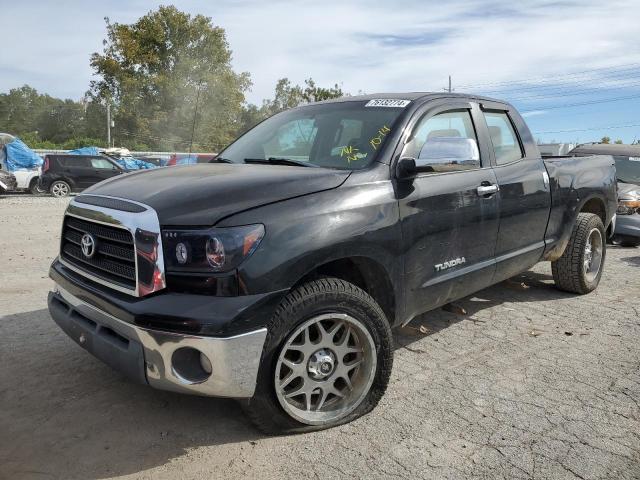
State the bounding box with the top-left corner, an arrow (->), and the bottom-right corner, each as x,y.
403,110 -> 480,173
63,157 -> 90,168
90,158 -> 116,169
263,118 -> 318,161
483,111 -> 524,165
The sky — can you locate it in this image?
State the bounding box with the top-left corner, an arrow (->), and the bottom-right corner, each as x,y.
1,0 -> 640,144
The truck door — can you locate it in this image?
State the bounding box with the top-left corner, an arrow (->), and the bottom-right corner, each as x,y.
478,106 -> 551,283
397,102 -> 500,320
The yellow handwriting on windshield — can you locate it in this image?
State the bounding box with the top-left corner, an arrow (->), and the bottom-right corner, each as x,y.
340,145 -> 360,163
369,125 -> 391,150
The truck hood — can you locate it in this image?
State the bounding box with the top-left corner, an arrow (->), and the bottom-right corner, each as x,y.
84,163 -> 351,225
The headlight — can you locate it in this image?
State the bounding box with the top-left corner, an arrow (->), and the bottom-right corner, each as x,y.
162,224 -> 265,273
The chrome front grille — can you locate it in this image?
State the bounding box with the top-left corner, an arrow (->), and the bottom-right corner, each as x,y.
58,195 -> 166,297
61,216 -> 136,289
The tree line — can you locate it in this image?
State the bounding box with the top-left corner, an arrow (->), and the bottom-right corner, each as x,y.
0,6 -> 345,151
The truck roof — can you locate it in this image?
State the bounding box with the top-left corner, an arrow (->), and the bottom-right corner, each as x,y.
313,92 -> 507,106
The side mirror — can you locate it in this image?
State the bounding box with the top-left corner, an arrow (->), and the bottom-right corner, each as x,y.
395,157 -> 417,180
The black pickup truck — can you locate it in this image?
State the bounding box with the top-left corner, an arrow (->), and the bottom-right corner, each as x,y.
48,93 -> 617,433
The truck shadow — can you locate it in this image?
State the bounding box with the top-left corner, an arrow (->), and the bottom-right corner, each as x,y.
395,269 -> 572,349
620,254 -> 640,267
1,268 -> 574,479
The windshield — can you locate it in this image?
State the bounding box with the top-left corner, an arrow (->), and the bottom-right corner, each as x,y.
614,156 -> 640,184
218,100 -> 410,170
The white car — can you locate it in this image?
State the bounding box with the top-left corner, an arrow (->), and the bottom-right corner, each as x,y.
10,167 -> 43,194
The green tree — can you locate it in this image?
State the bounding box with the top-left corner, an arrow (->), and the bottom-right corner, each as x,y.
0,85 -> 91,144
239,78 -> 345,133
614,139 -> 623,144
600,136 -> 611,144
89,6 -> 251,151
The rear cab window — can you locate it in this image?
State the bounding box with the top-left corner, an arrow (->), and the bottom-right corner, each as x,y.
483,111 -> 524,165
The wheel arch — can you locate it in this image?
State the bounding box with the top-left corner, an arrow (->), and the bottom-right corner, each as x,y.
294,256 -> 397,326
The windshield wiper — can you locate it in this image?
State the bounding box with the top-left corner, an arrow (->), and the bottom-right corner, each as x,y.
209,157 -> 235,164
243,157 -> 318,167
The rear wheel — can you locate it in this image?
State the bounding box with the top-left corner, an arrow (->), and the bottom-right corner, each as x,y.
552,213 -> 606,294
50,180 -> 70,197
242,277 -> 393,434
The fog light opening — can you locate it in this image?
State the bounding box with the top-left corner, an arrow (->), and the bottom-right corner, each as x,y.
171,347 -> 211,384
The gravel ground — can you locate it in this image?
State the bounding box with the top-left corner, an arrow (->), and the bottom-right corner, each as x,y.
1,195 -> 639,480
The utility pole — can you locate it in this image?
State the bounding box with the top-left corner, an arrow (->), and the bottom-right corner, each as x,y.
188,83 -> 202,156
106,102 -> 111,148
444,75 -> 453,93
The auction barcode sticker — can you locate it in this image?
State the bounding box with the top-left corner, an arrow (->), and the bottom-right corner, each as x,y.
365,99 -> 411,108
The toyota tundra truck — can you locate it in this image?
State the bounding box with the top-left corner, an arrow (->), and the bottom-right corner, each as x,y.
48,93 -> 617,433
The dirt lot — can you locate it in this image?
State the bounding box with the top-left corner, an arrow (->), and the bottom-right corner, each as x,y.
1,195 -> 639,480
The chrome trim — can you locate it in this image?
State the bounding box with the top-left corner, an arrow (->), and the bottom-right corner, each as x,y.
60,195 -> 166,297
0,180 -> 7,190
55,284 -> 268,398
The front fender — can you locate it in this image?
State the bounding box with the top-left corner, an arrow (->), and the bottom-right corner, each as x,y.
220,179 -> 403,298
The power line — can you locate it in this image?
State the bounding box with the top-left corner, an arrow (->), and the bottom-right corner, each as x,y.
533,122 -> 640,135
476,73 -> 640,98
456,62 -> 640,89
520,93 -> 640,112
498,81 -> 640,103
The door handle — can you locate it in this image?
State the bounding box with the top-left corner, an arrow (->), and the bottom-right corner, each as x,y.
477,184 -> 499,196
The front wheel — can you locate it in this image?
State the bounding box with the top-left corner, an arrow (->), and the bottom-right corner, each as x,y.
552,213 -> 606,294
30,178 -> 45,195
242,277 -> 393,434
50,180 -> 70,197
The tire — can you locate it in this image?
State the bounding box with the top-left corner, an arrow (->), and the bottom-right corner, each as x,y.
29,179 -> 44,195
50,180 -> 71,197
552,213 -> 606,294
241,277 -> 393,435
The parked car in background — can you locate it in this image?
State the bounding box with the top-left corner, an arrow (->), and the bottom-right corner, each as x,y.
0,168 -> 17,194
39,154 -> 126,197
0,132 -> 43,194
7,167 -> 43,194
568,144 -> 640,247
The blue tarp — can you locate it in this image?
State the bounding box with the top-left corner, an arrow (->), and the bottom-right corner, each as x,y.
115,158 -> 157,170
4,138 -> 43,172
68,146 -> 102,156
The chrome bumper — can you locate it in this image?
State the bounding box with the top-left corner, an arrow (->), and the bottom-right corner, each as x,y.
50,284 -> 267,398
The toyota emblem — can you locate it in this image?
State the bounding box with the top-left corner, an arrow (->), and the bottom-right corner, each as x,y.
81,233 -> 97,258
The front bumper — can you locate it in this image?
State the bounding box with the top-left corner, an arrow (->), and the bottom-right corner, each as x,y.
49,284 -> 267,398
615,213 -> 640,239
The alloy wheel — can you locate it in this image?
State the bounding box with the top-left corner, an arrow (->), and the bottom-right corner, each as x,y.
274,313 -> 376,425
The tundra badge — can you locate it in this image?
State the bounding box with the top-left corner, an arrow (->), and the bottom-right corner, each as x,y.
435,257 -> 466,272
